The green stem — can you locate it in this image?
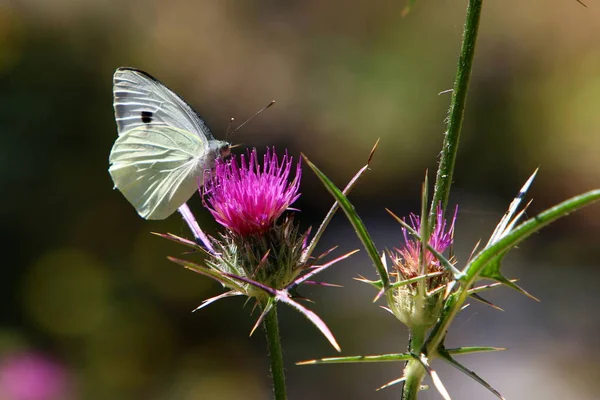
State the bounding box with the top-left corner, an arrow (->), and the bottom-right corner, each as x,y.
402,326 -> 427,400
264,306 -> 287,400
428,0 -> 484,227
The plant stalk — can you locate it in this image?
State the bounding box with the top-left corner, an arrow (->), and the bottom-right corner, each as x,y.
264,305 -> 287,400
428,0 -> 484,227
402,326 -> 427,399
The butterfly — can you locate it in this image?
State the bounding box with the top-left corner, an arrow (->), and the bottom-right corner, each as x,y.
108,67 -> 230,220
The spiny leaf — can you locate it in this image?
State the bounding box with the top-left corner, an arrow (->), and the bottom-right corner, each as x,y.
468,280 -> 516,295
416,354 -> 452,400
438,347 -> 505,399
301,281 -> 343,288
419,172 -> 430,278
168,257 -> 245,292
290,249 -> 359,289
152,232 -> 203,251
488,170 -> 537,245
376,376 -> 407,391
277,293 -> 340,352
466,190 -> 600,284
388,271 -> 445,291
192,291 -> 242,312
354,275 -> 384,290
302,139 -> 379,262
303,154 -> 389,288
446,346 -> 506,356
297,352 -> 412,365
481,269 -> 539,302
250,298 -> 275,336
469,293 -> 504,312
221,272 -> 277,296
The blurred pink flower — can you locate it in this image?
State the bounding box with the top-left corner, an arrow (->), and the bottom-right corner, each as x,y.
0,352 -> 69,400
203,148 -> 301,236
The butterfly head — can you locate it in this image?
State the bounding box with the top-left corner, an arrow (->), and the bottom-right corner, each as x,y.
219,142 -> 232,159
208,140 -> 232,163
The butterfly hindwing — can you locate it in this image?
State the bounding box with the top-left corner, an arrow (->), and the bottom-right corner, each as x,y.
108,125 -> 212,220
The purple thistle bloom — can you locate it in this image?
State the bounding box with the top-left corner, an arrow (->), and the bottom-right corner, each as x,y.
394,205 -> 457,279
203,148 -> 301,237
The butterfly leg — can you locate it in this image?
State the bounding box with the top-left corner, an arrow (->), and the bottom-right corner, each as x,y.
178,203 -> 215,253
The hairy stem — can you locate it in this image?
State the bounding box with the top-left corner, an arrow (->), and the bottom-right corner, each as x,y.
429,0 -> 484,227
264,306 -> 287,400
402,326 -> 427,399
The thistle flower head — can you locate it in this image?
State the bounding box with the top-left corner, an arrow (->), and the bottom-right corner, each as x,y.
160,147 -> 350,351
389,205 -> 458,329
203,148 -> 301,237
393,205 -> 457,281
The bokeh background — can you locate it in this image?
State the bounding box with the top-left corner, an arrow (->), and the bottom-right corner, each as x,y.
2,0 -> 599,399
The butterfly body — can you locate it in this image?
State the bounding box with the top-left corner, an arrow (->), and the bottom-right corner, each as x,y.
108,68 -> 230,220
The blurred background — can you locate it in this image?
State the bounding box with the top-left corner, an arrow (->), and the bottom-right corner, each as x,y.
1,0 -> 599,399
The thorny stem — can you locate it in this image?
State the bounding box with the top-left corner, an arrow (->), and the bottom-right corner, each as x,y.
428,0 -> 484,228
403,0 -> 484,398
402,326 -> 427,400
264,305 -> 287,400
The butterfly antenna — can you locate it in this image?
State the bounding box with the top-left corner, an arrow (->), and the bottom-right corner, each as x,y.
225,117 -> 235,137
230,100 -> 275,136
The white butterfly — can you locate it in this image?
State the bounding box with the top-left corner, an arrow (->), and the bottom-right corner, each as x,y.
108,67 -> 230,220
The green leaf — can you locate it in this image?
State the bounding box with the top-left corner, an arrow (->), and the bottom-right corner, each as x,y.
297,352 -> 412,365
152,232 -> 204,251
302,140 -> 379,262
168,257 -> 246,293
438,347 -> 505,399
445,346 -> 506,356
424,190 -> 600,356
469,293 -> 505,312
468,190 -> 600,287
415,354 -> 451,400
303,155 -> 389,288
376,376 -> 407,391
354,275 -> 384,290
419,173 -> 430,278
277,294 -> 341,352
388,271 -> 444,291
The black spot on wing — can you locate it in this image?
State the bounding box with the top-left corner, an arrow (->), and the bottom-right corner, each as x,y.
141,111 -> 153,124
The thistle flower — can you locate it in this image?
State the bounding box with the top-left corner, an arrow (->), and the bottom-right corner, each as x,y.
160,147 -> 355,352
392,205 -> 457,283
0,352 -> 70,400
388,206 -> 458,329
203,148 -> 301,237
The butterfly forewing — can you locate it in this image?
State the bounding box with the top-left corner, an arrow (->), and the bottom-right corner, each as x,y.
113,68 -> 215,140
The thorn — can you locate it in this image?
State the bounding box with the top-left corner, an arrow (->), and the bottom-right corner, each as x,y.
368,138 -> 381,165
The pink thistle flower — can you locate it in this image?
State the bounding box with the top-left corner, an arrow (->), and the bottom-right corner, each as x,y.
394,205 -> 457,280
0,352 -> 70,400
203,148 -> 301,237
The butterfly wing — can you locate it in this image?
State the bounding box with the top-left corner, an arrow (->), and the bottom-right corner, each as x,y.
108,125 -> 214,220
113,67 -> 215,140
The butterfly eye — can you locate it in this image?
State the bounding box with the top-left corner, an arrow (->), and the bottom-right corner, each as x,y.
141,111 -> 153,124
220,145 -> 231,159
